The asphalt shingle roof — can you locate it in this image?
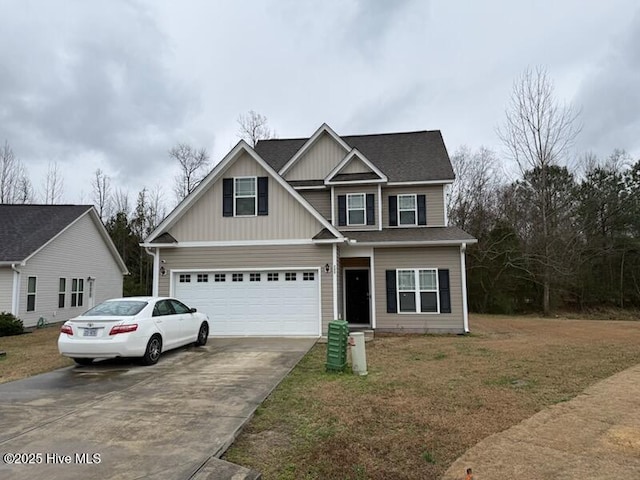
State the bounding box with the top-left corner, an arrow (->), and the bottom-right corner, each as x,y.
0,205 -> 92,262
255,130 -> 455,182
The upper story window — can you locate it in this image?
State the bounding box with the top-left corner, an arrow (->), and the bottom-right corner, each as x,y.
389,194 -> 427,227
347,193 -> 366,225
234,177 -> 257,216
398,194 -> 417,225
223,177 -> 268,217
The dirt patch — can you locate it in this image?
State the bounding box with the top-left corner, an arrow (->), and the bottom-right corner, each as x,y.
223,314 -> 640,479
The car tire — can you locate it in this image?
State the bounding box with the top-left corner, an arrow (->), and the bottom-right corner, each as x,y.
195,322 -> 209,346
141,335 -> 162,365
73,358 -> 94,366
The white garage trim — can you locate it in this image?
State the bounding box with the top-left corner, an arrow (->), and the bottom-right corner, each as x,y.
170,267 -> 322,337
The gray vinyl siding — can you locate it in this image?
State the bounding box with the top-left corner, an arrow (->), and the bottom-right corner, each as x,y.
333,185 -> 379,231
382,185 -> 446,227
158,244 -> 335,334
170,152 -> 325,241
284,132 -> 347,181
373,246 -> 464,333
16,213 -> 124,327
340,157 -> 371,174
299,189 -> 331,221
0,269 -> 13,312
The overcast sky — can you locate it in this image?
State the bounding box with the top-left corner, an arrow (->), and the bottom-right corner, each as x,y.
1,0 -> 639,208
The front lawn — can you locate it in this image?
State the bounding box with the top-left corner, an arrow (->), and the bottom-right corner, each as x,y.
223,315 -> 640,479
0,326 -> 73,383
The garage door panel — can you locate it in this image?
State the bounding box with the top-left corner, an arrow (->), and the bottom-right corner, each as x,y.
174,269 -> 319,336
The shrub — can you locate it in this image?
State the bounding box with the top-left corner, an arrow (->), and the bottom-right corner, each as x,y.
0,312 -> 24,337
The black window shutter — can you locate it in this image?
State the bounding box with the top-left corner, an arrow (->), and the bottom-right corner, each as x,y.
257,177 -> 268,216
386,270 -> 397,313
417,194 -> 427,225
223,178 -> 233,217
438,269 -> 451,313
337,195 -> 347,226
389,196 -> 398,226
366,193 -> 375,225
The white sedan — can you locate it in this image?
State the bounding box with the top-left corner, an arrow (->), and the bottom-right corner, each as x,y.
58,297 -> 210,366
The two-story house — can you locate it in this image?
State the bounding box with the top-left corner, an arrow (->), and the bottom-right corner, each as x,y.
142,124 -> 476,336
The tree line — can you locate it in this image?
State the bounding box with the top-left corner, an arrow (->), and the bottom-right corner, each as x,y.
449,68 -> 640,315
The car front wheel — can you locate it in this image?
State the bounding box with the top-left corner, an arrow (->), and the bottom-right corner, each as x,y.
141,335 -> 162,365
195,322 -> 209,346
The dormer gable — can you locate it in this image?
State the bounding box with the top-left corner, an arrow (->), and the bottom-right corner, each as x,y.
325,148 -> 388,185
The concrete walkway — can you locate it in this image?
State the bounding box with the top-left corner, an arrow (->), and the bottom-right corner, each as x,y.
0,337 -> 316,480
443,363 -> 640,479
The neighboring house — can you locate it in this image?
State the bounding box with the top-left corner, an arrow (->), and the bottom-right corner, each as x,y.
0,205 -> 128,328
142,124 -> 476,337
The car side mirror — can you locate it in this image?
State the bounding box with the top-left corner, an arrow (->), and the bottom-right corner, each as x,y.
189,307 -> 197,313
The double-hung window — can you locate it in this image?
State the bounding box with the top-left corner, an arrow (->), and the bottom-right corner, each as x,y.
347,193 -> 366,225
397,269 -> 438,313
71,278 -> 84,307
58,278 -> 66,308
234,177 -> 257,216
27,276 -> 37,312
398,194 -> 417,225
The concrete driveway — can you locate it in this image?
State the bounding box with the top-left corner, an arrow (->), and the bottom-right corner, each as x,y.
0,337 -> 316,480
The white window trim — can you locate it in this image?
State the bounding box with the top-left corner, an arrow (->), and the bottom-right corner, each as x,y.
233,176 -> 257,217
346,193 -> 366,226
398,194 -> 418,226
26,276 -> 37,312
396,268 -> 439,314
58,277 -> 66,309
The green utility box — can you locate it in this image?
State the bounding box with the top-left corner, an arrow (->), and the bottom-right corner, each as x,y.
325,319 -> 349,372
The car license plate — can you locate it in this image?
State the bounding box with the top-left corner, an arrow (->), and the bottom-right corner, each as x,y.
83,328 -> 98,337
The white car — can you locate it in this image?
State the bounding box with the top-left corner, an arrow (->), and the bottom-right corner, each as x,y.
58,297 -> 210,366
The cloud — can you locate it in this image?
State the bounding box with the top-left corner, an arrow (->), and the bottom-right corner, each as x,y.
0,0 -> 199,198
574,8 -> 640,159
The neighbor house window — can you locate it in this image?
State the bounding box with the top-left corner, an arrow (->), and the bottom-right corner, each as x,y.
71,278 -> 84,307
347,193 -> 366,225
267,273 -> 279,281
197,274 -> 209,283
58,278 -> 66,308
397,269 -> 438,313
398,194 -> 417,225
27,276 -> 37,312
234,177 -> 257,216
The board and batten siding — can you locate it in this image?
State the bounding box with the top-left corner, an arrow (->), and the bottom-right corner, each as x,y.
373,246 -> 464,333
382,185 -> 446,227
0,269 -> 14,312
170,152 -> 325,242
299,189 -> 331,221
339,156 -> 372,175
284,132 -> 347,181
333,185 -> 379,231
17,213 -> 123,328
158,244 -> 335,334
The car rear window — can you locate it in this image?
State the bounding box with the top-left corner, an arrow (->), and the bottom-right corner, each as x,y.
84,301 -> 148,316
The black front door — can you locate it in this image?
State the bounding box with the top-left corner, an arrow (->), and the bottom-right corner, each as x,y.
345,269 -> 370,325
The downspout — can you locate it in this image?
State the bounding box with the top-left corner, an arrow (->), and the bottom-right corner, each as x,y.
11,263 -> 24,316
460,243 -> 469,333
145,248 -> 160,297
332,243 -> 338,320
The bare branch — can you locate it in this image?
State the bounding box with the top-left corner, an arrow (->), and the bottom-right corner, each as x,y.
237,110 -> 274,147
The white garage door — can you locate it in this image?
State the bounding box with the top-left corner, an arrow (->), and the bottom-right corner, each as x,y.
173,269 -> 320,336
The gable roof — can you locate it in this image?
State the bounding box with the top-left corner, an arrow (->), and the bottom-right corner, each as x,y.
0,205 -> 128,273
143,140 -> 344,244
255,129 -> 455,183
324,148 -> 387,184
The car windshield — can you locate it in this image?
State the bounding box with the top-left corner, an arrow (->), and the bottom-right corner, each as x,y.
83,300 -> 148,317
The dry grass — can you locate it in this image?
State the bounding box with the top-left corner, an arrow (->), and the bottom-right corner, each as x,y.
0,326 -> 73,383
223,314 -> 640,480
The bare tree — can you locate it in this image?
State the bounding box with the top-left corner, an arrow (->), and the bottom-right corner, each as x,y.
0,141 -> 31,203
15,174 -> 33,204
92,168 -> 112,222
147,184 -> 166,231
112,188 -> 131,217
497,66 -> 581,315
237,110 -> 274,147
42,161 -> 64,204
170,143 -> 209,203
